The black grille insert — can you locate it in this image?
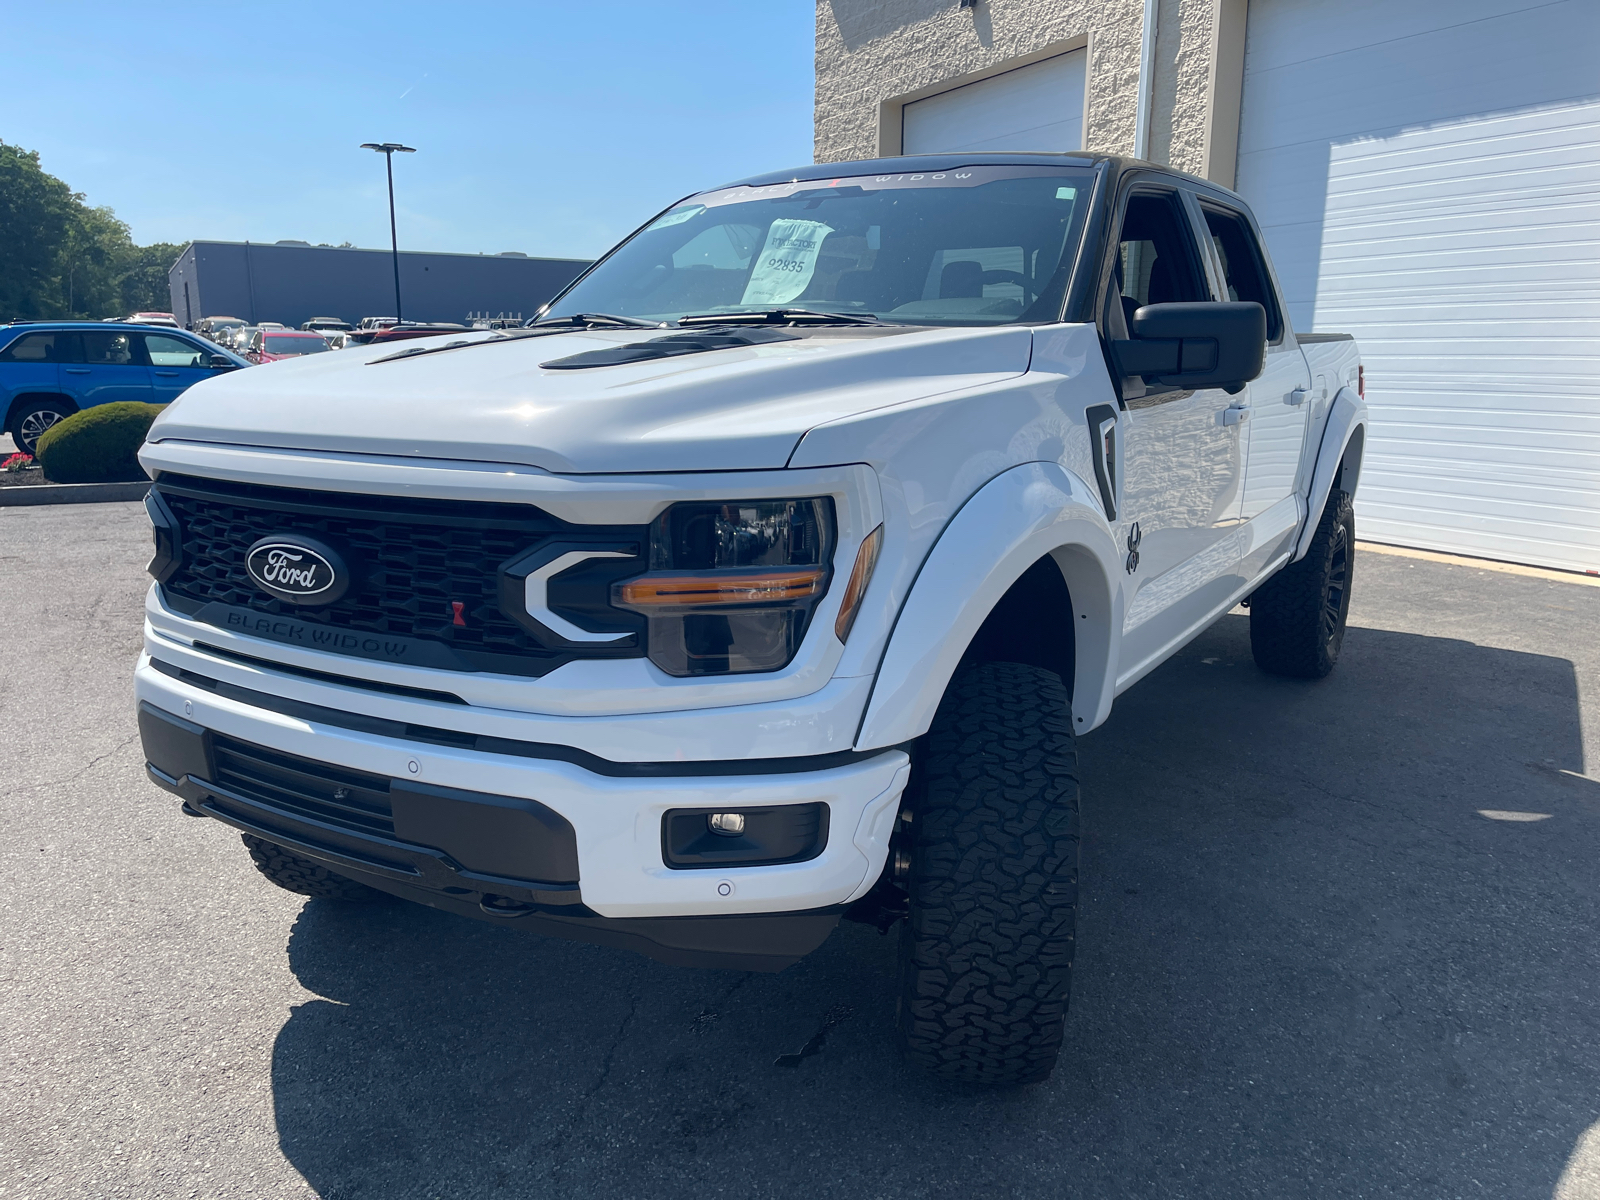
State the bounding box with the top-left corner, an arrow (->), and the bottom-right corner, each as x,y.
152,473 -> 646,676
212,734 -> 395,837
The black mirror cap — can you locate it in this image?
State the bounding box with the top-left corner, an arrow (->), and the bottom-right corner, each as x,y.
208,354 -> 233,368
1116,301 -> 1267,390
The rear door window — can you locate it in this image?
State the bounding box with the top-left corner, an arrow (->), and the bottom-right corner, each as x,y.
1200,205 -> 1283,341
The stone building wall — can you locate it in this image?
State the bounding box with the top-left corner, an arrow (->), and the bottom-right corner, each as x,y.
815,0 -> 1235,180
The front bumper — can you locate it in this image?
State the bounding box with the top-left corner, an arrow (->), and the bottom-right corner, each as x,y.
135,654 -> 910,962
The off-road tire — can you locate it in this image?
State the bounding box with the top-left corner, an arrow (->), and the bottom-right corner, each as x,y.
897,661 -> 1080,1085
1249,489 -> 1355,679
242,835 -> 387,902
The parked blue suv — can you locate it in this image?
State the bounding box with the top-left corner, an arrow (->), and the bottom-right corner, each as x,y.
0,322 -> 250,456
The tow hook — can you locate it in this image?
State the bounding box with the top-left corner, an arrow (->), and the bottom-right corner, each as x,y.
479,894 -> 536,918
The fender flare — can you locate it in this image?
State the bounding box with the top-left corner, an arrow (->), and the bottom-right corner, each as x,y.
855,461 -> 1124,750
1294,385 -> 1367,561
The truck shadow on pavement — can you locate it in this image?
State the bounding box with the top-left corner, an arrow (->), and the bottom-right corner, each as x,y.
271,613 -> 1600,1200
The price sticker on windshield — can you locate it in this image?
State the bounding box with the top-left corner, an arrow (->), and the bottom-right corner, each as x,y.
741,219 -> 834,306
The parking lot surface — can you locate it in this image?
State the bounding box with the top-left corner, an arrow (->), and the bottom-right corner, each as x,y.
3,501 -> 1598,1199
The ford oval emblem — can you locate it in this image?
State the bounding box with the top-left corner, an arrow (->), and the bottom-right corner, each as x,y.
244,535 -> 351,606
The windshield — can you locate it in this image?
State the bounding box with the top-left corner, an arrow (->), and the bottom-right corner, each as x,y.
545,164 -> 1094,327
264,335 -> 328,355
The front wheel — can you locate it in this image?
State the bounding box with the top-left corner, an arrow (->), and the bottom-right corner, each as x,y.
1249,489 -> 1355,678
242,835 -> 388,902
897,662 -> 1080,1085
12,399 -> 74,456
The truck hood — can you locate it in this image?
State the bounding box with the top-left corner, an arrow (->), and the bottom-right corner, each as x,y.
145,324 -> 1033,473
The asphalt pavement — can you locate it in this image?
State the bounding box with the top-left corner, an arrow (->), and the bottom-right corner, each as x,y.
3,501 -> 1598,1199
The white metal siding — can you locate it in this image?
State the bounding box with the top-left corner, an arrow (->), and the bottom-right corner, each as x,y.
1235,0 -> 1600,574
902,51 -> 1087,155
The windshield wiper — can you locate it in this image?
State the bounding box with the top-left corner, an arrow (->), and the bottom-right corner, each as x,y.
528,312 -> 666,330
368,314 -> 666,365
674,308 -> 886,327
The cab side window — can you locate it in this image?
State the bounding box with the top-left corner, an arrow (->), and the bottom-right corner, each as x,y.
1201,206 -> 1283,341
1112,191 -> 1208,333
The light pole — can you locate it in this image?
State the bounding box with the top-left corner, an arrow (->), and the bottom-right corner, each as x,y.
360,142 -> 416,323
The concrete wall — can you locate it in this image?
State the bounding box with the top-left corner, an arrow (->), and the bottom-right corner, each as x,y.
168,242 -> 590,330
815,0 -> 1246,183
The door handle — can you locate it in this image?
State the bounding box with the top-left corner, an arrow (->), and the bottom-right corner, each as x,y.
64,367 -> 90,374
1287,387 -> 1308,406
154,370 -> 179,377
1221,404 -> 1250,426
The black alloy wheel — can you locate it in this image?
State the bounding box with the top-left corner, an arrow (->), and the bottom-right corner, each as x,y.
1248,489 -> 1356,679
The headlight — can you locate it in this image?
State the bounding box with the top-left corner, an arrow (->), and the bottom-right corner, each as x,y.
612,499 -> 834,676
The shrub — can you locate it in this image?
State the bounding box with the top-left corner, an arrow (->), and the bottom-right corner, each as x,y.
34,402 -> 164,483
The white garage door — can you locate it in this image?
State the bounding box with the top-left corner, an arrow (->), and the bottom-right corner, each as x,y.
1234,0 -> 1600,574
902,50 -> 1086,155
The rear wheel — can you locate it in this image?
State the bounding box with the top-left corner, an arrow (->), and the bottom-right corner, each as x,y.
12,399 -> 74,456
1249,489 -> 1355,678
897,661 -> 1080,1085
242,835 -> 387,902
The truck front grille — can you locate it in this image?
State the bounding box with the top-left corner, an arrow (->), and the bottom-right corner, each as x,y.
211,734 -> 395,837
150,474 -> 643,676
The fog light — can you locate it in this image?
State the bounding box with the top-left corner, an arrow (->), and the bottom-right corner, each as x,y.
662,803 -> 829,869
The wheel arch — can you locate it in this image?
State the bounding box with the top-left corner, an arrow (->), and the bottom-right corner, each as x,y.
1294,385 -> 1367,562
855,461 -> 1123,750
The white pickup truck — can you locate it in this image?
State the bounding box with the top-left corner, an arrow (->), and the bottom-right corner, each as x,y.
135,153 -> 1366,1085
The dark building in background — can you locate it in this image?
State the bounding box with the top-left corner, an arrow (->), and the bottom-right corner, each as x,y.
167,241 -> 590,329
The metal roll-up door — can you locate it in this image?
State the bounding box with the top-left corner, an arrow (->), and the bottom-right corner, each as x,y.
901,50 -> 1087,155
1234,0 -> 1600,573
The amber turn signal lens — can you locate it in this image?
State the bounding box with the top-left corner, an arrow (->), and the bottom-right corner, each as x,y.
834,524 -> 883,644
615,567 -> 825,609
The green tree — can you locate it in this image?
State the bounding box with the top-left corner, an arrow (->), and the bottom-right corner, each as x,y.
120,242 -> 184,314
0,138 -> 187,321
0,141 -> 76,318
60,203 -> 135,318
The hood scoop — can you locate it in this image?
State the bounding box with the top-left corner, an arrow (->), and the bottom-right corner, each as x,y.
540,326 -> 799,370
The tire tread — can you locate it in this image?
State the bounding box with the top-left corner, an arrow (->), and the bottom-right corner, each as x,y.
1249,490 -> 1355,679
241,835 -> 386,902
898,662 -> 1080,1085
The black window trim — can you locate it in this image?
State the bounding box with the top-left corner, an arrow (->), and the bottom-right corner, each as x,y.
1190,193 -> 1288,347
1093,175 -> 1213,405
1095,176 -> 1212,334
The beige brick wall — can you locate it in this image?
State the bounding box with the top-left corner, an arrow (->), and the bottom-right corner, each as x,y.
815,0 -> 1236,181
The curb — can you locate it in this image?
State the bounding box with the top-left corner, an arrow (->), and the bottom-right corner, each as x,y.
1357,540 -> 1600,588
0,480 -> 151,507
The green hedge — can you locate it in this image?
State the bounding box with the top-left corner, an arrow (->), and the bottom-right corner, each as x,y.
35,402 -> 165,483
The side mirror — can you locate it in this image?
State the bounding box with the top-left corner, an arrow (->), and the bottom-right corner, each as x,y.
208,354 -> 234,369
1112,301 -> 1266,392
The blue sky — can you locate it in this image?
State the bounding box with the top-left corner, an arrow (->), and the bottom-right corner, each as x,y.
0,2 -> 815,261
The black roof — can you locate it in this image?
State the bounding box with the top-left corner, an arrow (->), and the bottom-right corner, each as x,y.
722,151 -> 1219,195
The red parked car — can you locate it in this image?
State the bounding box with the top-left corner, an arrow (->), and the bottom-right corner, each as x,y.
246,329 -> 334,363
